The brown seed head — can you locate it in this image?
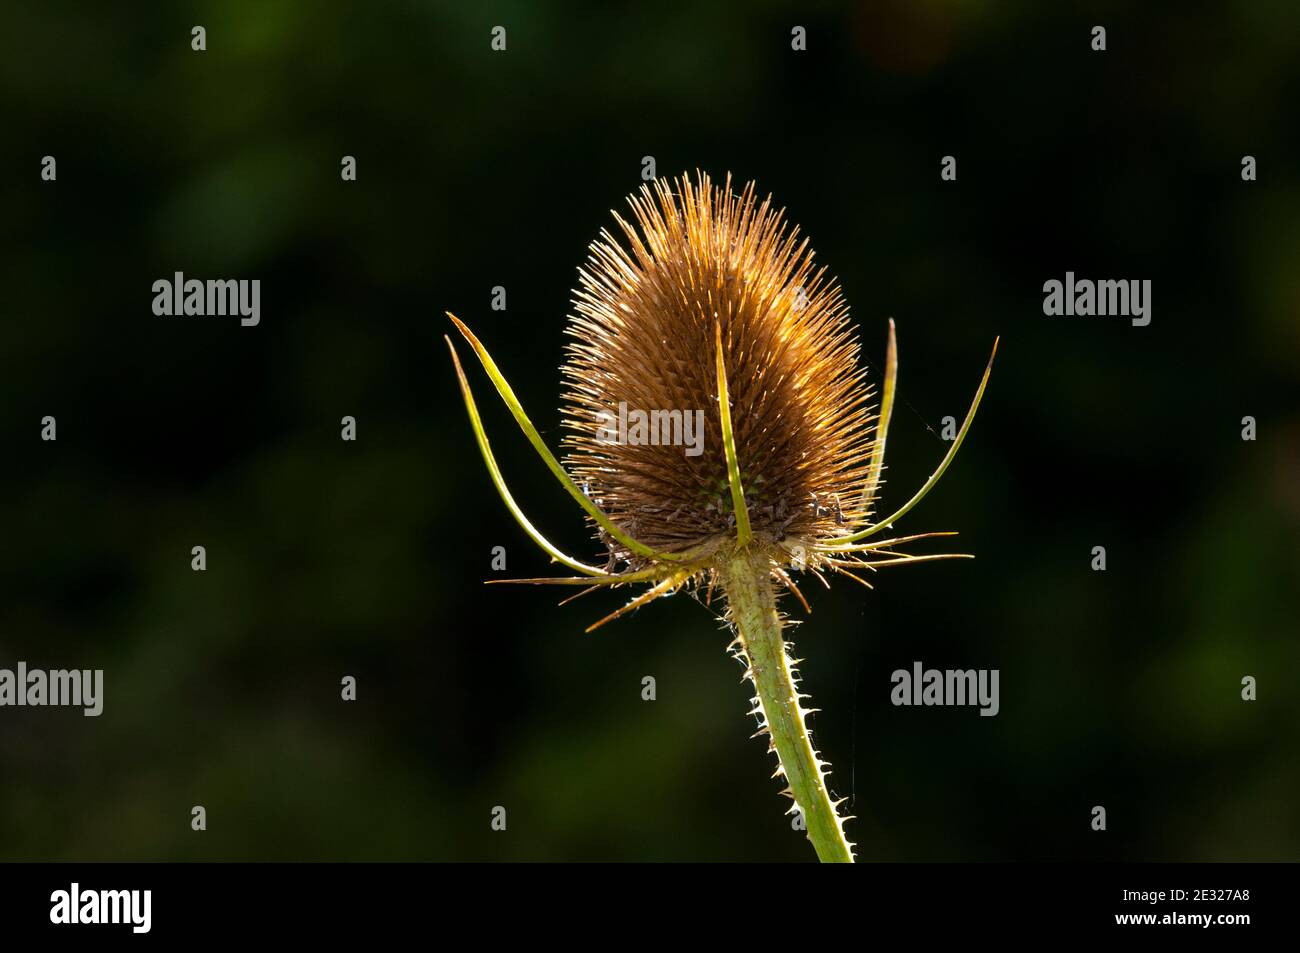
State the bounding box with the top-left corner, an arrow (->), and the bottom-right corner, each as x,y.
560,172 -> 878,561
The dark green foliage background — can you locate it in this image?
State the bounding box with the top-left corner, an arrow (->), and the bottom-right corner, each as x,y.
1,1 -> 1297,861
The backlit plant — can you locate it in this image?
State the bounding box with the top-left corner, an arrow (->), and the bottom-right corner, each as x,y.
446,172 -> 995,862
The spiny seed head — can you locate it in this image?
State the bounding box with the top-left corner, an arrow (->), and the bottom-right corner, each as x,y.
560,172 -> 878,560
446,171 -> 991,863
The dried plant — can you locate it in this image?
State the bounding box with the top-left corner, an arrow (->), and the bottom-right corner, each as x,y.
446,172 -> 996,862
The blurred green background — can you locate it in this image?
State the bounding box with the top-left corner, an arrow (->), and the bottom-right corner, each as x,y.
1,0 -> 1297,861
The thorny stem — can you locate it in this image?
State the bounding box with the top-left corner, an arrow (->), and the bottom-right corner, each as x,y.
720,548 -> 854,863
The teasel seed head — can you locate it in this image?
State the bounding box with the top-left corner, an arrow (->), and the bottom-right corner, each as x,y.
561,172 -> 876,562
446,171 -> 996,615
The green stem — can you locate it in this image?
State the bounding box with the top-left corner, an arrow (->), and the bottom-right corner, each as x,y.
720,549 -> 854,863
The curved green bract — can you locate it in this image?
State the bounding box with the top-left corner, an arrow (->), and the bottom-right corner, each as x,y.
715,321 -> 753,547
447,313 -> 691,563
860,319 -> 897,514
445,335 -> 609,576
828,338 -> 998,546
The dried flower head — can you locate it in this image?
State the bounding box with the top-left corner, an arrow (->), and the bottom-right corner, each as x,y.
445,171 -> 995,862
561,174 -> 874,558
